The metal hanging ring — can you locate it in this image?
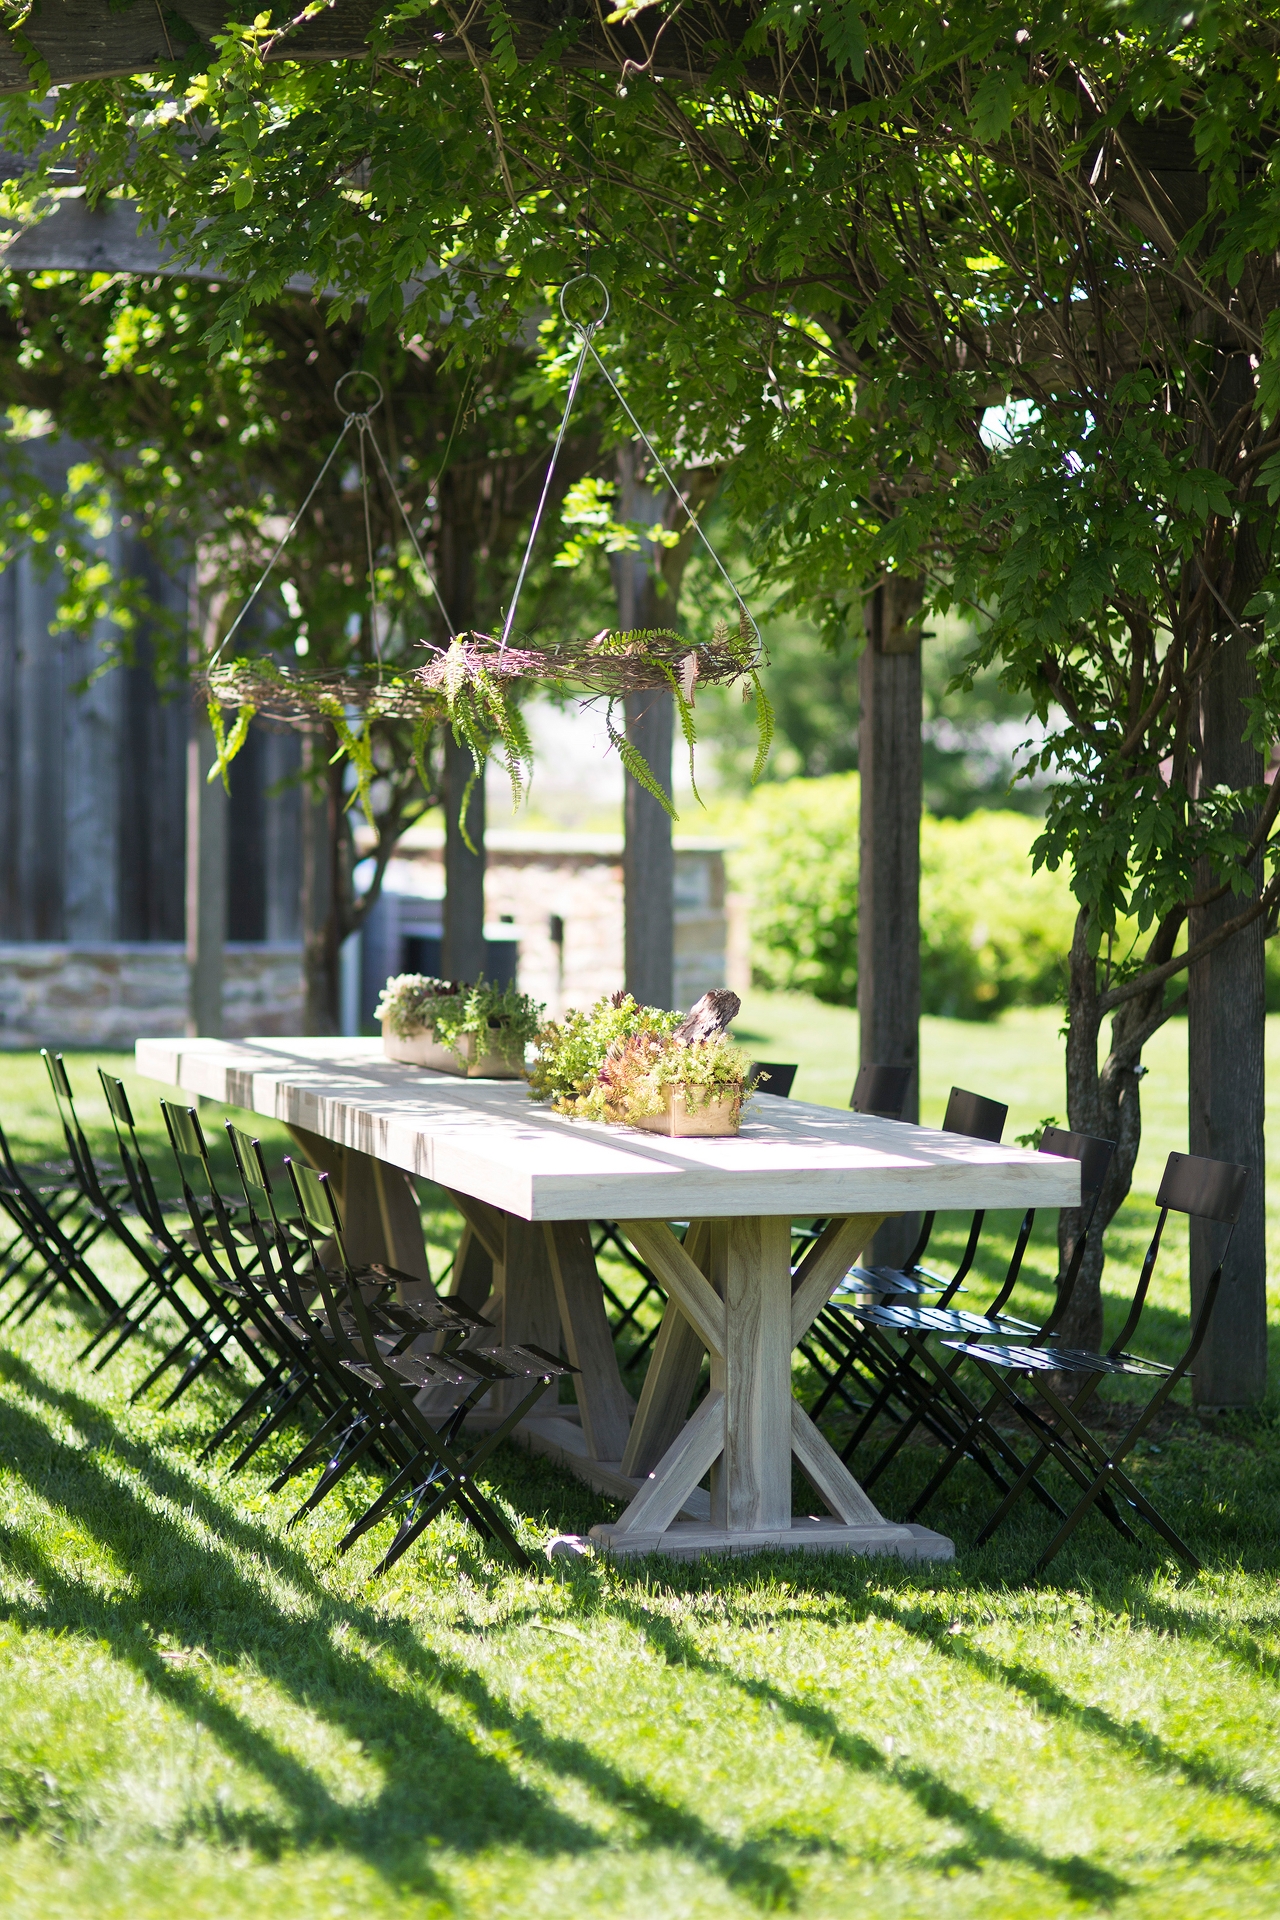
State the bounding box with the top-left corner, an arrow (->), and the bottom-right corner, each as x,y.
558,273 -> 610,333
334,370 -> 385,418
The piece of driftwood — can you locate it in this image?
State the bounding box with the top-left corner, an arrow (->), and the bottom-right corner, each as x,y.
672,988 -> 741,1044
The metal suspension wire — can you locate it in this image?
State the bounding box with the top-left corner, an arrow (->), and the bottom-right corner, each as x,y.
575,345 -> 759,651
497,323 -> 598,651
495,273 -> 759,660
208,414 -> 352,670
209,370 -> 455,670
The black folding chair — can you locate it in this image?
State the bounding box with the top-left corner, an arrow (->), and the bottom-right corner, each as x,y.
285,1156 -> 575,1572
850,1062 -> 912,1119
152,1099 -> 336,1469
945,1150 -> 1250,1572
0,1115 -> 120,1327
830,1127 -> 1116,1513
747,1061 -> 798,1098
84,1072 -> 237,1373
801,1086 -> 1008,1436
224,1126 -> 413,1506
79,1084 -> 258,1402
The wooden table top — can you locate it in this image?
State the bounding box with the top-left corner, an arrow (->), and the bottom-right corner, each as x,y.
135,1036 -> 1081,1223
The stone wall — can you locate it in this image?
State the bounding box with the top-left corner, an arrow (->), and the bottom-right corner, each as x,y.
0,944 -> 304,1049
383,827 -> 730,1016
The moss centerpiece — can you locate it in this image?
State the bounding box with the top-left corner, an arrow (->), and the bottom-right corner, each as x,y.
530,989 -> 749,1136
376,974 -> 543,1079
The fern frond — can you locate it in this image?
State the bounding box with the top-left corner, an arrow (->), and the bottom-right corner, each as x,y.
206,697 -> 255,790
748,668 -> 775,786
607,704 -> 678,820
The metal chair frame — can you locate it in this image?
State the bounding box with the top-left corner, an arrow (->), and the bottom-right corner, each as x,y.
945,1150 -> 1250,1572
800,1086 -> 1009,1433
839,1127 -> 1115,1487
156,1099 -> 336,1469
0,1119 -> 120,1327
285,1157 -> 573,1573
223,1127 -> 416,1511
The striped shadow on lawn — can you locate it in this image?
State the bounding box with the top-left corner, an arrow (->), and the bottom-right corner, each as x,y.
0,1017 -> 1277,1919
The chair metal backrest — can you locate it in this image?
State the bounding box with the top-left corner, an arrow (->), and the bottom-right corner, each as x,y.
851,1064 -> 912,1120
225,1126 -> 311,1320
42,1051 -> 105,1201
942,1086 -> 1007,1143
1017,1125 -> 1116,1335
98,1072 -> 170,1234
1105,1151 -> 1250,1361
286,1158 -> 348,1272
160,1101 -> 238,1257
1157,1152 -> 1249,1224
747,1062 -> 797,1099
894,1086 -> 1009,1291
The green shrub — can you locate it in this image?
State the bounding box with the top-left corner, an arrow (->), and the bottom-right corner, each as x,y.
737,773 -> 861,1004
729,774 -> 1078,1019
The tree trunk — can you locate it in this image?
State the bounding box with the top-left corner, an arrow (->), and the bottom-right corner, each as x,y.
301,728 -> 342,1033
1188,624 -> 1267,1409
858,575 -> 922,1267
1058,906 -> 1175,1349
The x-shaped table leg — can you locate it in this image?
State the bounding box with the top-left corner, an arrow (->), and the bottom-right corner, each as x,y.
594,1213 -> 918,1552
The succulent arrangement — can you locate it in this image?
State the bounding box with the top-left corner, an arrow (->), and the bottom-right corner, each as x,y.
376,974 -> 544,1074
530,989 -> 750,1133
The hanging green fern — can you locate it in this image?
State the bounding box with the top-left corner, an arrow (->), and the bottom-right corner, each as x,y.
320,696 -> 379,829
206,696 -> 255,790
748,668 -> 775,787
605,701 -> 677,819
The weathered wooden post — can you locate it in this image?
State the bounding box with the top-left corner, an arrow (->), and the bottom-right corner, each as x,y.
443,731 -> 487,981
185,712 -> 226,1037
1188,625 -> 1268,1409
858,575 -> 923,1264
612,447 -> 718,1010
612,446 -> 675,1008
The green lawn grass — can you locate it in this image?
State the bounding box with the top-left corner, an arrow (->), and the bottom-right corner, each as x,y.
0,1009 -> 1279,1919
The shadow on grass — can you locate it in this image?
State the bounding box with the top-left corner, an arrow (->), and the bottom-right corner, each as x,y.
0,1346 -> 816,1906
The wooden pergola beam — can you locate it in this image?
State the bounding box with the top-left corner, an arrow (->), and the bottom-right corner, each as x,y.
0,0 -> 791,95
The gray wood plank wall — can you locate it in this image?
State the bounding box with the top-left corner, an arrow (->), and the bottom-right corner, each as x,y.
0,491 -> 300,945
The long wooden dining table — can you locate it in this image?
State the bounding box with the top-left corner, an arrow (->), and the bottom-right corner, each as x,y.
135,1036 -> 1080,1564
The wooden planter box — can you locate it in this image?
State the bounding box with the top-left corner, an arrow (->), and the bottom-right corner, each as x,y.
629,1088 -> 741,1138
381,1022 -> 525,1080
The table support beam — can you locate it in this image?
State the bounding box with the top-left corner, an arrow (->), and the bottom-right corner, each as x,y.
708,1216 -> 793,1531
609,1391 -> 725,1539
620,1221 -> 711,1478
544,1221 -> 633,1462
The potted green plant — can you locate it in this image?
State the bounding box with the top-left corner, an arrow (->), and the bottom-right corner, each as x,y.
530,989 -> 750,1136
376,974 -> 544,1079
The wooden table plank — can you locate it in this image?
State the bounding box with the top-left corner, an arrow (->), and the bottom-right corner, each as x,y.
135,1037 -> 1081,1222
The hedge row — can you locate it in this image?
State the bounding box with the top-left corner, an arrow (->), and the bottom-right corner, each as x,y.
730,773 -> 1077,1020
728,772 -> 1280,1018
